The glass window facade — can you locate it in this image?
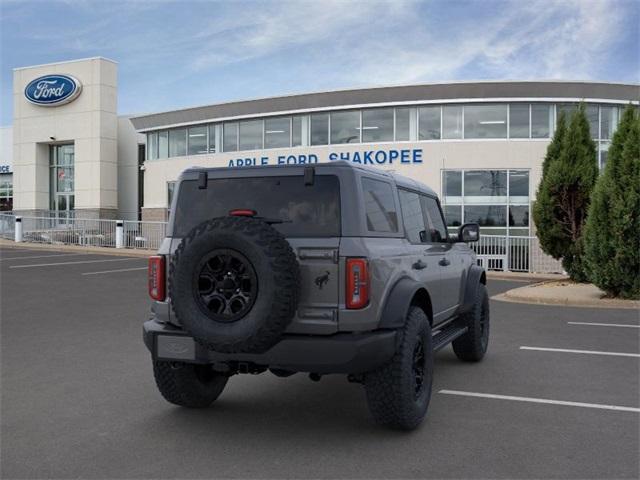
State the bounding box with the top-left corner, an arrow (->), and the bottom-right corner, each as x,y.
362,108 -> 393,143
158,131 -> 168,159
223,122 -> 238,152
395,107 -> 411,141
464,104 -> 507,139
169,129 -> 187,157
330,110 -> 360,144
187,126 -> 207,156
442,169 -> 530,236
141,102 -> 624,159
442,105 -> 463,139
265,117 -> 291,149
49,144 -> 75,216
310,113 -> 329,145
531,104 -> 552,138
419,106 -> 441,140
509,104 -> 529,138
239,120 -> 263,151
0,173 -> 13,211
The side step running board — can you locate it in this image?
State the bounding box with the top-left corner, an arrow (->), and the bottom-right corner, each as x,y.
432,321 -> 468,351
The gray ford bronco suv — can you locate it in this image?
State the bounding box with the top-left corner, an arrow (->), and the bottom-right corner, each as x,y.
144,161 -> 489,430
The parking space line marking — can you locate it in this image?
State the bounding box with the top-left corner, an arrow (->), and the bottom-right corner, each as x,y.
438,390 -> 640,413
520,346 -> 640,358
1,253 -> 87,261
82,267 -> 148,275
568,322 -> 640,329
10,258 -> 143,269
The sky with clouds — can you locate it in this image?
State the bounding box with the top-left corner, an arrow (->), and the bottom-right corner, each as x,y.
1,0 -> 638,125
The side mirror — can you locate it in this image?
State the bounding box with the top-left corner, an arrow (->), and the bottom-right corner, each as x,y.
458,223 -> 480,242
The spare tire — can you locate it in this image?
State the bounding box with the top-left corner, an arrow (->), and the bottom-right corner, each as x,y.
169,216 -> 300,353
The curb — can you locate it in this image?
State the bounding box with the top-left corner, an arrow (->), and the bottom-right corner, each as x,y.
493,285 -> 640,310
0,239 -> 154,258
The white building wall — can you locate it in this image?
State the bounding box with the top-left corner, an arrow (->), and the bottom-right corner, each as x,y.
141,140 -> 549,217
12,57 -> 118,217
0,126 -> 13,170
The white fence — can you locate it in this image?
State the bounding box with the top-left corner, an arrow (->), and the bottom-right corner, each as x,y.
0,214 -> 563,273
0,214 -> 167,251
471,235 -> 564,274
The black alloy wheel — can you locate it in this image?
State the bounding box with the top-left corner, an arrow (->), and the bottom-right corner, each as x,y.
194,249 -> 258,323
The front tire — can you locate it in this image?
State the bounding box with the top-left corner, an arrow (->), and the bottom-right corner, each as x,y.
364,306 -> 433,430
153,361 -> 228,408
452,283 -> 490,362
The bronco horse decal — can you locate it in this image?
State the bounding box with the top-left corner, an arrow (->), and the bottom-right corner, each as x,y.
315,271 -> 330,290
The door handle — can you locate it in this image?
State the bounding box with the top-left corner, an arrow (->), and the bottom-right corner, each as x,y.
412,260 -> 427,270
439,257 -> 450,267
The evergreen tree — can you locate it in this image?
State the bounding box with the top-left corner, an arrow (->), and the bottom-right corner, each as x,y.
533,104 -> 598,281
584,106 -> 640,298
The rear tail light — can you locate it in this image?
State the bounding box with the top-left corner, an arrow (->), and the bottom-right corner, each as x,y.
346,258 -> 369,309
148,255 -> 166,301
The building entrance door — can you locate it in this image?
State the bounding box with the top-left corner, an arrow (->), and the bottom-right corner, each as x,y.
50,144 -> 75,222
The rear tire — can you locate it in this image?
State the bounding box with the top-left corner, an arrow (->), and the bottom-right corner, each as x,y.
452,283 -> 490,362
153,361 -> 228,408
364,306 -> 433,430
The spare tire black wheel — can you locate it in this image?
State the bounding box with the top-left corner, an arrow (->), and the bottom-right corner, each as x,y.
170,216 -> 300,353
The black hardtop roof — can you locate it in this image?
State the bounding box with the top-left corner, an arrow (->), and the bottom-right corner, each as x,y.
182,161 -> 437,197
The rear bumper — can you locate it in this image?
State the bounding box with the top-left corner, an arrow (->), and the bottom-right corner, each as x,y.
143,319 -> 397,374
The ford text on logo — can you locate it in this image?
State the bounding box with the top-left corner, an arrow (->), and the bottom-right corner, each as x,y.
24,75 -> 82,106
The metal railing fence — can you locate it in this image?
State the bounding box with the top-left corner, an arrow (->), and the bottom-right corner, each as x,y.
0,213 -> 15,240
123,220 -> 167,250
471,235 -> 564,274
20,216 -> 118,248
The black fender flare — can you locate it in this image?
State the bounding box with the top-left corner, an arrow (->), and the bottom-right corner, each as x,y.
460,265 -> 486,314
378,277 -> 432,330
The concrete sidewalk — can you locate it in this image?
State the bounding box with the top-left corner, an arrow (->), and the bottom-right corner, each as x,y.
0,238 -> 154,257
494,279 -> 640,309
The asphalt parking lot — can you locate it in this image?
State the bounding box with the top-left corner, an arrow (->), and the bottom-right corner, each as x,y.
1,245 -> 638,479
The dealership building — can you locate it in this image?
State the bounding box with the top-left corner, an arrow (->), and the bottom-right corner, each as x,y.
4,57 -> 638,240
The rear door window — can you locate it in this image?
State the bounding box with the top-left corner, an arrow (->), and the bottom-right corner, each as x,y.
398,189 -> 427,243
361,177 -> 398,233
421,196 -> 449,243
173,175 -> 340,237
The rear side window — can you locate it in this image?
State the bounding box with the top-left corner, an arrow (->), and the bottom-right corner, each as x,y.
361,177 -> 398,233
421,196 -> 448,243
398,189 -> 427,243
173,175 -> 340,237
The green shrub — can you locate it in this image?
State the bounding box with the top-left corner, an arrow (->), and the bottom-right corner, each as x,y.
533,105 -> 598,281
584,106 -> 640,299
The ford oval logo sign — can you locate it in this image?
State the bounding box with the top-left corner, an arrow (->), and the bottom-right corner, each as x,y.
24,74 -> 82,106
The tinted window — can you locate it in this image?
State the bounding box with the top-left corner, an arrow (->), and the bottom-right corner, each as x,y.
399,189 -> 427,243
265,117 -> 290,149
169,129 -> 186,157
464,170 -> 507,199
174,175 -> 340,237
464,205 -> 507,226
361,178 -> 398,233
509,206 -> 529,227
509,104 -> 529,138
239,120 -> 263,150
421,196 -> 448,242
395,107 -> 411,141
188,126 -> 207,155
444,170 -> 462,197
442,106 -> 463,139
509,171 -> 529,198
419,106 -> 440,140
158,131 -> 168,159
331,111 -> 360,144
310,113 -> 329,145
531,104 -> 551,138
464,104 -> 507,139
362,108 -> 393,142
292,116 -> 303,146
444,205 -> 462,227
223,123 -> 238,152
